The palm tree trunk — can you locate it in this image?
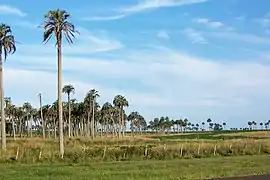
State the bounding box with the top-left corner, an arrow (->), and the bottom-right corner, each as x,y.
68,93 -> 71,138
87,100 -> 91,138
27,114 -> 29,137
57,36 -> 64,158
121,106 -> 124,137
91,99 -> 95,140
30,115 -> 33,138
12,118 -> 16,140
39,93 -> 45,140
0,53 -> 6,150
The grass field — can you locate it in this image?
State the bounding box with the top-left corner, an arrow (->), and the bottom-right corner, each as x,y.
1,156 -> 270,180
1,130 -> 270,163
1,130 -> 270,179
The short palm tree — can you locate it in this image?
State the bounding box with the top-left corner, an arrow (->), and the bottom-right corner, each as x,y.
0,23 -> 16,150
62,84 -> 75,138
41,9 -> 78,157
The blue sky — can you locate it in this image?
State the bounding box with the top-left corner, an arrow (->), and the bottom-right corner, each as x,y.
1,0 -> 270,128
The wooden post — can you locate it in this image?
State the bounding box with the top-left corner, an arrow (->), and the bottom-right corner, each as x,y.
197,144 -> 201,155
103,146 -> 107,159
38,147 -> 43,160
144,145 -> 148,157
214,144 -> 217,156
180,144 -> 183,157
15,147 -> 20,160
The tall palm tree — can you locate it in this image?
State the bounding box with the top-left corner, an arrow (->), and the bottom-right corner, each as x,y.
113,95 -> 129,137
62,84 -> 75,138
0,24 -> 16,150
41,9 -> 78,157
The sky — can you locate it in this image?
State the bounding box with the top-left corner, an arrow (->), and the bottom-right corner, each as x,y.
0,0 -> 270,128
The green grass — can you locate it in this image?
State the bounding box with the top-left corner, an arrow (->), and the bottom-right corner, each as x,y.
1,156 -> 270,180
153,131 -> 270,141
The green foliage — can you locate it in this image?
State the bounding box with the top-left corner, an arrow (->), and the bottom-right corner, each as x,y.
153,130 -> 269,141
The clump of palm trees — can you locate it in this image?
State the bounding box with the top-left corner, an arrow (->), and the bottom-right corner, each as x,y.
248,120 -> 270,130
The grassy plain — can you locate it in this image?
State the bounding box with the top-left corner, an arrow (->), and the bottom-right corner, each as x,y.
1,156 -> 270,180
1,130 -> 270,179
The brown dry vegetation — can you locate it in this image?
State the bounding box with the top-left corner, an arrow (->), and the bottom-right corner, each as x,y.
1,135 -> 270,164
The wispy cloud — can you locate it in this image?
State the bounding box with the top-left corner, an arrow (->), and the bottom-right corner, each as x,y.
182,28 -> 208,44
17,27 -> 123,55
121,0 -> 208,13
197,18 -> 224,28
235,15 -> 245,21
255,13 -> 270,27
83,0 -> 208,21
0,4 -> 26,16
82,14 -> 125,21
157,30 -> 170,40
207,31 -> 270,44
196,18 -> 233,31
11,21 -> 39,29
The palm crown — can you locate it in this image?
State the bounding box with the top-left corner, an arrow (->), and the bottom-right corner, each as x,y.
42,9 -> 78,44
0,23 -> 16,60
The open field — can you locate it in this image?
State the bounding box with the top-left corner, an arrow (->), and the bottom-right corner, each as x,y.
1,130 -> 270,179
0,156 -> 270,180
1,130 -> 270,163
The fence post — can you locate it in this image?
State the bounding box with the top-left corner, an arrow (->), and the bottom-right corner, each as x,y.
197,144 -> 201,155
214,144 -> 217,156
180,144 -> 183,157
15,147 -> 20,160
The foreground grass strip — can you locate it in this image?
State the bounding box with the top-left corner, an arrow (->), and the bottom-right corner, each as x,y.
0,156 -> 270,180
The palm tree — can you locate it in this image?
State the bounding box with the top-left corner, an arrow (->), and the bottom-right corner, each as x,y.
113,95 -> 129,137
260,122 -> 263,129
84,89 -> 99,139
22,102 -> 32,137
248,121 -> 252,130
0,24 -> 16,149
222,122 -> 226,130
62,84 -> 75,138
207,118 -> 212,131
41,9 -> 78,157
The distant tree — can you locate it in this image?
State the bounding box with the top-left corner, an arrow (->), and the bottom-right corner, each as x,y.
260,122 -> 263,129
252,121 -> 257,129
248,121 -> 252,130
201,122 -> 205,131
265,122 -> 269,129
222,122 -> 226,130
62,84 -> 75,138
207,118 -> 212,131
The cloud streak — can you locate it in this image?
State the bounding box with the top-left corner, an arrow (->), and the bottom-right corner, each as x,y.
0,4 -> 26,16
83,0 -> 208,21
182,28 -> 208,44
196,18 -> 233,31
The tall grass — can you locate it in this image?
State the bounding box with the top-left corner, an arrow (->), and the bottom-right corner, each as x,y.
1,137 -> 270,163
